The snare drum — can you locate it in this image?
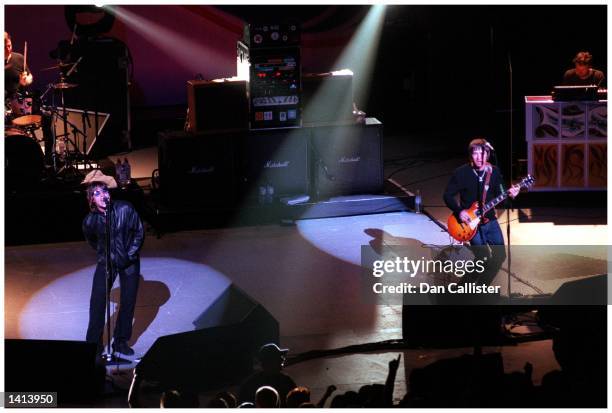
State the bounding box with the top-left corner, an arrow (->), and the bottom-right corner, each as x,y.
9,91 -> 42,128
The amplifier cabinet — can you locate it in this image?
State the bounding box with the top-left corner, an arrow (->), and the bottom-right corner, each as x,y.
311,118 -> 383,198
186,79 -> 249,134
240,128 -> 310,198
302,72 -> 354,124
158,130 -> 237,207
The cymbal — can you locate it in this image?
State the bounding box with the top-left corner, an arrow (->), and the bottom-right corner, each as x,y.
40,62 -> 72,71
52,82 -> 78,89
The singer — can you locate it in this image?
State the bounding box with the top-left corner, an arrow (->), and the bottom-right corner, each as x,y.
443,138 -> 519,286
82,169 -> 144,356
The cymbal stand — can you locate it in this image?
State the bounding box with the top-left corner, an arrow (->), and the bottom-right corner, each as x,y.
50,57 -> 95,177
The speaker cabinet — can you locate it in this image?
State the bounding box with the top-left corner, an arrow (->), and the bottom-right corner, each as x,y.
241,128 -> 310,197
302,72 -> 354,124
5,339 -> 105,404
136,284 -> 279,391
402,306 -> 503,347
311,118 -> 383,198
158,130 -> 236,207
187,79 -> 248,134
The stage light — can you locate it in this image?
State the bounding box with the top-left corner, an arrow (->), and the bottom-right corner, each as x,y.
65,5 -> 115,36
331,69 -> 353,76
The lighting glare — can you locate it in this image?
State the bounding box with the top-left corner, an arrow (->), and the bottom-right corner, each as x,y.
331,69 -> 354,76
107,6 -> 226,73
333,5 -> 386,108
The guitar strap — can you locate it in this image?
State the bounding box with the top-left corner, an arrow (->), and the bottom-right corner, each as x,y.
481,166 -> 492,223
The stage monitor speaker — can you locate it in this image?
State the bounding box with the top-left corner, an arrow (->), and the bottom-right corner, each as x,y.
158,130 -> 236,207
302,72 -> 354,124
187,79 -> 249,134
242,127 -> 310,197
402,306 -> 503,347
311,118 -> 383,198
136,284 -> 279,391
34,108 -> 110,155
549,273 -> 607,305
5,339 -> 105,404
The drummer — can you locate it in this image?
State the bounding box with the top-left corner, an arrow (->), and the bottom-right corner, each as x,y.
5,31 -> 33,99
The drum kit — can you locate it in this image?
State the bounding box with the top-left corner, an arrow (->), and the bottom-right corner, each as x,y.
5,54 -> 99,187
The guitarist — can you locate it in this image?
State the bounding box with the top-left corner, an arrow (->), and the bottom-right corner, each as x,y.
443,138 -> 519,285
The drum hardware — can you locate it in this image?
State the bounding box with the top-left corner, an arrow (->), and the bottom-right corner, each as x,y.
51,82 -> 78,89
38,55 -> 98,176
40,62 -> 72,72
5,54 -> 102,183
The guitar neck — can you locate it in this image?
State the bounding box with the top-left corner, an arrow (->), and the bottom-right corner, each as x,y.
475,176 -> 533,216
482,191 -> 509,214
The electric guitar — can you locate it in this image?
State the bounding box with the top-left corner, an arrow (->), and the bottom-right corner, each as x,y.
447,175 -> 535,242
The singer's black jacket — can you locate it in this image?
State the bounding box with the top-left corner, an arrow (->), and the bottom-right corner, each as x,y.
443,163 -> 505,221
82,200 -> 144,269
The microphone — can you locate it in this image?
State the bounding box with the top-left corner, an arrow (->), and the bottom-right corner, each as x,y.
484,142 -> 495,152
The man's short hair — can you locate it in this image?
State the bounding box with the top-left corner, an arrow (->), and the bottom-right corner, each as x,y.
286,386 -> 311,408
255,386 -> 279,408
573,51 -> 593,66
468,137 -> 491,155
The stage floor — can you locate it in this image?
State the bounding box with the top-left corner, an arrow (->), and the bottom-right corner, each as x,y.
5,136 -> 607,407
5,208 -> 604,406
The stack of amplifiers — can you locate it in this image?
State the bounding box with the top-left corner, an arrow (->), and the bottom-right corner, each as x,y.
158,130 -> 237,207
237,23 -> 301,130
158,119 -> 383,207
310,118 -> 384,198
186,79 -> 249,134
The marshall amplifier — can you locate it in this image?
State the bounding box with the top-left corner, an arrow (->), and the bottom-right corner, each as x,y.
240,128 -> 309,198
158,130 -> 236,207
186,79 -> 249,134
242,23 -> 300,48
238,34 -> 301,130
311,118 -> 383,198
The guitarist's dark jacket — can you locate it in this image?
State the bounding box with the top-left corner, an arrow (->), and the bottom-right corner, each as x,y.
443,164 -> 506,222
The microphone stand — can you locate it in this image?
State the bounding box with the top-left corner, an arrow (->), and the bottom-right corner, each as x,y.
103,199 -> 130,366
506,51 -> 513,303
